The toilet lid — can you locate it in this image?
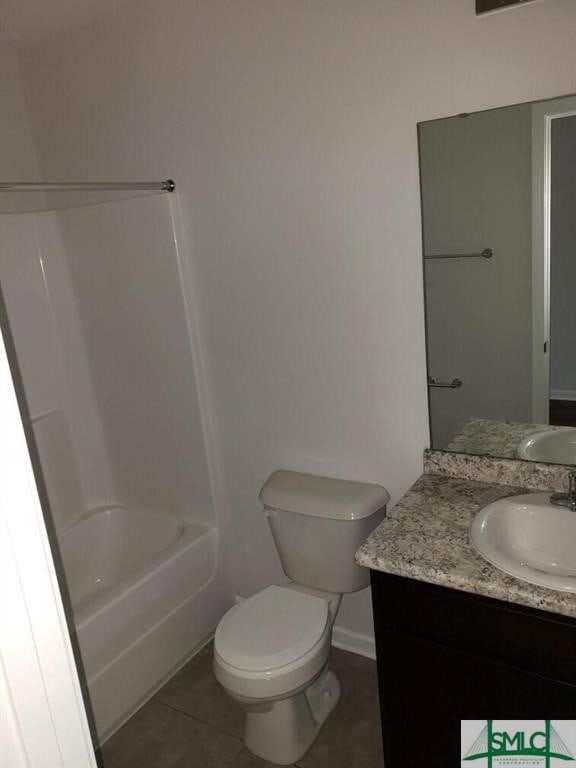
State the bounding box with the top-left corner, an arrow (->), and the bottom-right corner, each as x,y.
215,586 -> 329,672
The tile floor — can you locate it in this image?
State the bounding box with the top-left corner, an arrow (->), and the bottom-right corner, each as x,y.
99,643 -> 384,768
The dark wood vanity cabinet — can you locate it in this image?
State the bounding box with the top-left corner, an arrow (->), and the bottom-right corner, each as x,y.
370,571 -> 576,768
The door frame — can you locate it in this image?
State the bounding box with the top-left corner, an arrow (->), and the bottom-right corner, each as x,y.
531,95 -> 576,423
0,319 -> 97,768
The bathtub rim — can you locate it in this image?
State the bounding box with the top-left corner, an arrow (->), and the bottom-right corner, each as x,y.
58,504 -> 215,626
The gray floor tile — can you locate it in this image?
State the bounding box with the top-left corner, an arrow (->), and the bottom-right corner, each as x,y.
231,746 -> 298,768
100,700 -> 243,768
154,641 -> 245,739
297,649 -> 384,768
104,644 -> 383,768
331,646 -> 378,675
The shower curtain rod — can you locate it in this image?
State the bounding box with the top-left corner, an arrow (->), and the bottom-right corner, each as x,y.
0,179 -> 175,193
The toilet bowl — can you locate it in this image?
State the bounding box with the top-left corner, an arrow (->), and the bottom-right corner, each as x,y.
213,470 -> 390,765
214,585 -> 341,765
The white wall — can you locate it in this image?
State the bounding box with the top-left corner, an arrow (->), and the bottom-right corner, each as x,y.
421,103 -> 533,449
550,114 -> 576,400
14,0 -> 576,642
0,43 -> 43,213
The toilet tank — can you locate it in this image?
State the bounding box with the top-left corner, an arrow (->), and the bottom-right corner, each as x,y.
259,470 -> 390,594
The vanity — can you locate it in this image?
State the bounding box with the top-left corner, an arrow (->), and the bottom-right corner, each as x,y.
356,452 -> 576,768
356,91 -> 576,766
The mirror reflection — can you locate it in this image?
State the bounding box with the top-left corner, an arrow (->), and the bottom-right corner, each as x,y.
419,94 -> 576,465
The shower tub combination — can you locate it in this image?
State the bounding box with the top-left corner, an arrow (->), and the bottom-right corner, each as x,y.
57,503 -> 220,740
0,192 -> 231,744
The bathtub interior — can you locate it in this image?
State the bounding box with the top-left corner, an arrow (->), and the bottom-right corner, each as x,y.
58,504 -> 195,611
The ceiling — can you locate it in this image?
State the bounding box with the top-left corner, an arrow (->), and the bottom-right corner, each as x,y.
0,0 -> 133,45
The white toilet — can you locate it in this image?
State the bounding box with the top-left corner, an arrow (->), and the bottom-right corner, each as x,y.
213,469 -> 390,765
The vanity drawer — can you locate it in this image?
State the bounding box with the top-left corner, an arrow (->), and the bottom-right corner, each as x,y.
371,571 -> 576,685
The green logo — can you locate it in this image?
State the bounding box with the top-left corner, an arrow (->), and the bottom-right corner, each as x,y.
463,721 -> 575,766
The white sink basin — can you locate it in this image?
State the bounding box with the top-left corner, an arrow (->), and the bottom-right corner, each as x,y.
470,493 -> 576,592
517,427 -> 576,464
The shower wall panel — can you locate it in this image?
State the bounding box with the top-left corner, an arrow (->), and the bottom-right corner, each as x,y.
0,214 -> 64,413
0,211 -> 115,519
57,195 -> 214,524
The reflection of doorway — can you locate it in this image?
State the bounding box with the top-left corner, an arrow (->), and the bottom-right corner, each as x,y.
531,96 -> 576,425
550,113 -> 576,426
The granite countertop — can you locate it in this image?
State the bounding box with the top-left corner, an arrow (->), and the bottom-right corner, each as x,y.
446,417 -> 565,459
356,453 -> 576,619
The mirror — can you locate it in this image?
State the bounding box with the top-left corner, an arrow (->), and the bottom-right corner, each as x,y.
419,94 -> 576,465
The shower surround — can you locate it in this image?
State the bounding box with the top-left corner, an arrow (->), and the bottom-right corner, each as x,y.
0,193 -> 231,741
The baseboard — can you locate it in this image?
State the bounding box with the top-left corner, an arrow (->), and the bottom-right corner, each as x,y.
550,389 -> 576,402
331,625 -> 376,660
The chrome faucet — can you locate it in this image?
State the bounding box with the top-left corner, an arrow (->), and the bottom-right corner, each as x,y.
550,470 -> 576,511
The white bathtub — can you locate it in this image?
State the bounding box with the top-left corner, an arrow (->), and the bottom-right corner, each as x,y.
57,505 -> 227,743
59,505 -> 190,613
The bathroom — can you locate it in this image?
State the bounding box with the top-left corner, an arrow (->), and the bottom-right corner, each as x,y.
1,1 -> 575,767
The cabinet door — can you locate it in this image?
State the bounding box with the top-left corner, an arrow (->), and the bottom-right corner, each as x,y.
377,630 -> 576,768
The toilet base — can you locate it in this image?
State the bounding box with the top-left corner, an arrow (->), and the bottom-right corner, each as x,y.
244,668 -> 341,765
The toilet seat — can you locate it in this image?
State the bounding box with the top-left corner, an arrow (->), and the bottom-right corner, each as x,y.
213,585 -> 332,700
215,585 -> 329,672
